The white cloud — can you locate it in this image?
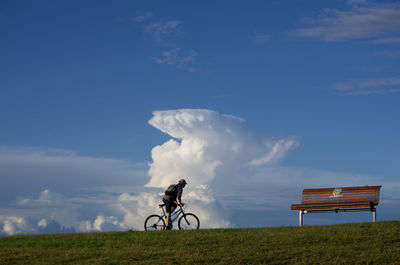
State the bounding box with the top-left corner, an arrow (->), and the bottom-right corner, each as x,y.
144,109 -> 300,227
347,0 -> 367,4
134,13 -> 198,72
333,77 -> 400,95
79,221 -> 93,232
37,218 -> 48,228
93,216 -> 120,231
151,48 -> 197,72
20,189 -> 80,232
0,188 -> 130,235
117,191 -> 162,230
248,139 -> 299,166
373,37 -> 400,44
250,34 -> 270,45
1,216 -> 26,236
373,49 -> 400,58
145,20 -> 182,40
134,11 -> 153,22
146,109 -> 299,188
291,2 -> 400,41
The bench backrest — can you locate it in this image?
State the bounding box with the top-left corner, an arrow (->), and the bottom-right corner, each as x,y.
301,185 -> 382,205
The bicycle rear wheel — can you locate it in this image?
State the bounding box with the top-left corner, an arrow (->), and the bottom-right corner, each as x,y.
144,215 -> 165,231
178,213 -> 200,230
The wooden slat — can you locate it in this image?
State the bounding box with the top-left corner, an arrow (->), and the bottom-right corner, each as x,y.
291,200 -> 374,210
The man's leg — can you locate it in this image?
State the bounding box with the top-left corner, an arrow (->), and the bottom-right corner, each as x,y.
166,206 -> 176,229
165,212 -> 171,229
164,200 -> 172,229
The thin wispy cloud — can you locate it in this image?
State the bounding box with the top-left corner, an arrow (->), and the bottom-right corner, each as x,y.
250,34 -> 270,45
145,20 -> 182,41
347,0 -> 367,4
134,11 -> 153,22
373,37 -> 400,45
151,48 -> 198,72
373,49 -> 400,58
134,12 -> 182,41
0,146 -> 148,202
333,77 -> 400,95
133,12 -> 199,72
291,2 -> 400,41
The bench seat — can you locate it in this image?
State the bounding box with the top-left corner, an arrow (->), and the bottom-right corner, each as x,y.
291,200 -> 375,210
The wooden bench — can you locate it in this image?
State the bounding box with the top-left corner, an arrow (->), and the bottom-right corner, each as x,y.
291,185 -> 382,226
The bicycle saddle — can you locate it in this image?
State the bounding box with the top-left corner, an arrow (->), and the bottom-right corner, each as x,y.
159,203 -> 165,207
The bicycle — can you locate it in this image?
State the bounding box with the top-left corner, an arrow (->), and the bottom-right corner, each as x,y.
144,204 -> 200,231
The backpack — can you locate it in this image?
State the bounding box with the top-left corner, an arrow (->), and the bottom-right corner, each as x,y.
165,184 -> 178,196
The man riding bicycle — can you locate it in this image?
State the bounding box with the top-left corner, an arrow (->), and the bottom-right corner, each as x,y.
163,179 -> 187,230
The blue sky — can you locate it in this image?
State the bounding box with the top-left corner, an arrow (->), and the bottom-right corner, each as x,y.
0,0 -> 399,235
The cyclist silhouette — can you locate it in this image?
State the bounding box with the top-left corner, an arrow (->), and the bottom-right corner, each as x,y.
163,179 -> 187,230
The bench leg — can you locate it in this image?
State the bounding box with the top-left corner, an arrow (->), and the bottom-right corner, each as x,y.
299,210 -> 303,226
372,208 -> 376,223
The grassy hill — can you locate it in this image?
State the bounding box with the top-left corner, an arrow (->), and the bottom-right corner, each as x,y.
1,221 -> 399,264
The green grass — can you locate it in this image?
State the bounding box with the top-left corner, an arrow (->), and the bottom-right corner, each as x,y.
1,221 -> 399,264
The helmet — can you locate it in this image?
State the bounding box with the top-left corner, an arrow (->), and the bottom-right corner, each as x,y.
179,179 -> 187,185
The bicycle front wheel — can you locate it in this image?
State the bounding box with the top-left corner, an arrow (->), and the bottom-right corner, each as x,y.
178,213 -> 200,230
144,215 -> 165,231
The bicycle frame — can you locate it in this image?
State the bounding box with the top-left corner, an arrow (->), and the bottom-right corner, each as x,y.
160,205 -> 185,224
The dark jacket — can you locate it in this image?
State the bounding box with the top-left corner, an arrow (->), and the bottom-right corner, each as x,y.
163,183 -> 183,202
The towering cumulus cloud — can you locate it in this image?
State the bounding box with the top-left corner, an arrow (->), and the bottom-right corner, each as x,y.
147,109 -> 298,187
145,109 -> 299,227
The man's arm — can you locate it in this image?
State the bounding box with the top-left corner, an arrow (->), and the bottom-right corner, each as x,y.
177,185 -> 183,206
